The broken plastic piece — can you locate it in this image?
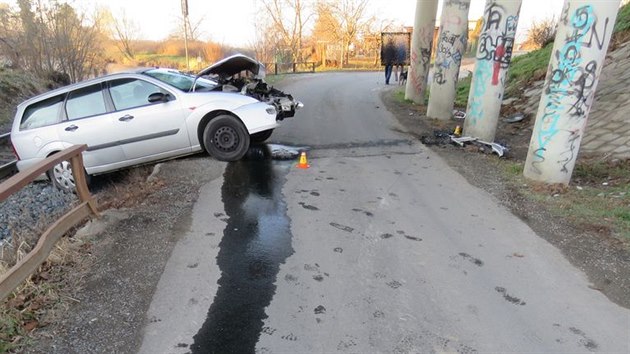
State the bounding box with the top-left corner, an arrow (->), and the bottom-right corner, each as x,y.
503,113 -> 525,123
453,110 -> 466,119
478,140 -> 508,157
450,136 -> 477,147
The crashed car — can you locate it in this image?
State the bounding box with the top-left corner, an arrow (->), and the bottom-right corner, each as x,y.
10,54 -> 302,191
198,54 -> 302,120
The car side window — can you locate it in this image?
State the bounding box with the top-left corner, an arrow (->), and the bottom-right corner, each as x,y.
109,79 -> 166,111
20,94 -> 65,130
65,84 -> 107,120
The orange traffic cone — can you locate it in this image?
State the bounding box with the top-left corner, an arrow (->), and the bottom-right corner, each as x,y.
296,151 -> 310,169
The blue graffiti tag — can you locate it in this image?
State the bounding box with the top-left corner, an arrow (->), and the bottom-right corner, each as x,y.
467,59 -> 491,126
532,5 -> 594,170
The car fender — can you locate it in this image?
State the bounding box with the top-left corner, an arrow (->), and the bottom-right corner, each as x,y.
185,101 -> 277,148
15,140 -> 72,172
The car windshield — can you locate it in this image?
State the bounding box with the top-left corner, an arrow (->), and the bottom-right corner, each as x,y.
143,69 -> 217,92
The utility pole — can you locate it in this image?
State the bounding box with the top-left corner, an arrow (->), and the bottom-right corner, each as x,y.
427,0 -> 471,120
462,0 -> 522,141
182,0 -> 190,71
524,0 -> 621,184
405,0 -> 439,105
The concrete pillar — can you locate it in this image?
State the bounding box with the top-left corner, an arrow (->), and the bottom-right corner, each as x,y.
524,0 -> 621,184
427,0 -> 471,120
463,0 -> 522,141
405,0 -> 439,104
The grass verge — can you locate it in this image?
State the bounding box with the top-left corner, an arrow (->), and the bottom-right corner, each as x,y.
497,158 -> 630,246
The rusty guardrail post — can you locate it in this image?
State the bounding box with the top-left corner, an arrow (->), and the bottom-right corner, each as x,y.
0,145 -> 98,301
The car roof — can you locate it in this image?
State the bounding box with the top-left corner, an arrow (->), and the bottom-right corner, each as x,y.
16,70 -> 168,109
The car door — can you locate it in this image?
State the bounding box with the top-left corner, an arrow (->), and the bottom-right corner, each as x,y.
107,78 -> 191,161
56,83 -> 126,170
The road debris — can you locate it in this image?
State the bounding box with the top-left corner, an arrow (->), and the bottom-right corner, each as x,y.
421,130 -> 509,157
503,112 -> 525,123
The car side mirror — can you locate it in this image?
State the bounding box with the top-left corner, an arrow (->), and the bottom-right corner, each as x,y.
148,92 -> 170,103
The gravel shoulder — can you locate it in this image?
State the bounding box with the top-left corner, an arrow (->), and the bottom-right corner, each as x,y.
24,155 -> 225,353
381,88 -> 630,310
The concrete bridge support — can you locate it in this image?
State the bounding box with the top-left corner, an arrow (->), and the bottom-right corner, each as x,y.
427,0 -> 471,120
463,0 -> 522,141
524,0 -> 621,184
405,0 -> 439,105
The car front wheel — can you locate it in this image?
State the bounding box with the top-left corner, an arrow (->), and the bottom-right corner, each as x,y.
203,115 -> 250,161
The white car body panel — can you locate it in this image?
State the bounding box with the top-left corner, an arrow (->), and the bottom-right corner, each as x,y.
10,61 -> 297,180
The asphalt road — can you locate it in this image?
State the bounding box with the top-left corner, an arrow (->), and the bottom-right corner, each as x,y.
138,72 -> 630,353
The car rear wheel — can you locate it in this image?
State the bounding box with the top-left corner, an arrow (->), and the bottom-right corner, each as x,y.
203,115 -> 250,161
250,129 -> 274,143
48,160 -> 91,192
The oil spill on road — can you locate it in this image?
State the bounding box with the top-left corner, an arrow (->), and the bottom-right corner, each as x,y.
190,145 -> 295,353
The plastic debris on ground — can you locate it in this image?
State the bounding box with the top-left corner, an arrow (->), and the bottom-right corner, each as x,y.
420,130 -> 509,157
503,112 -> 525,123
452,110 -> 466,119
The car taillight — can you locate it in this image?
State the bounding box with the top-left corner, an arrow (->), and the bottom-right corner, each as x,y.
10,140 -> 20,160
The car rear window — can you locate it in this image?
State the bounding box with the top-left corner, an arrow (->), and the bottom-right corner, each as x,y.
20,95 -> 64,130
65,84 -> 107,120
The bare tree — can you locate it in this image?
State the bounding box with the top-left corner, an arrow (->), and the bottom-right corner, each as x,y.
169,14 -> 205,42
0,4 -> 23,67
110,10 -> 140,60
317,0 -> 372,68
258,0 -> 314,63
11,0 -> 106,82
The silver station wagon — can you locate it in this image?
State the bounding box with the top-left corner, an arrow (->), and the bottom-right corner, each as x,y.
10,54 -> 302,190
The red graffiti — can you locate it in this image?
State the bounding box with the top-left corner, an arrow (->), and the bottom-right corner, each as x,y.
492,42 -> 506,86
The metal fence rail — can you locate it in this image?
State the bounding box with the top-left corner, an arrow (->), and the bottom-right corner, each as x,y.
0,132 -> 17,179
0,144 -> 98,301
265,62 -> 317,75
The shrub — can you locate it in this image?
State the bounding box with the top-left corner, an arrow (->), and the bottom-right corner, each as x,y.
525,17 -> 558,50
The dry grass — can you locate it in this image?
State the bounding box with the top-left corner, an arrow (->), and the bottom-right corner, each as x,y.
0,164 -> 159,352
0,230 -> 89,353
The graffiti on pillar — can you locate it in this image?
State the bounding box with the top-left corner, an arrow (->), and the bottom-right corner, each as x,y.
530,4 -> 611,174
433,30 -> 466,87
467,59 -> 491,126
467,2 -> 519,125
476,3 -> 518,85
410,26 -> 434,96
444,0 -> 470,11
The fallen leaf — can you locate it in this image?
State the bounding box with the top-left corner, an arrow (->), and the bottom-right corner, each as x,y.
23,321 -> 39,332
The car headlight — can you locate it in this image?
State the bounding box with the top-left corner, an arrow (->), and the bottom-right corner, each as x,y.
266,106 -> 276,115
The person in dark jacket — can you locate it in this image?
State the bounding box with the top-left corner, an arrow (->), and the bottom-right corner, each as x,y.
382,40 -> 396,85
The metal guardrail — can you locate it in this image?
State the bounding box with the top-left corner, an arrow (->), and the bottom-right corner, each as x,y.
0,144 -> 99,301
0,132 -> 17,179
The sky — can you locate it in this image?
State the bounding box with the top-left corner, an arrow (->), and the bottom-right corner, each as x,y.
4,0 -> 567,46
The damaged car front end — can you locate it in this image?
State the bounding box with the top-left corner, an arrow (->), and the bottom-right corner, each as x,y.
197,54 -> 303,120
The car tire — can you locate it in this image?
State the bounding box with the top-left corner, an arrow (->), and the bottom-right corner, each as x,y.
250,129 -> 274,143
203,115 -> 250,161
47,160 -> 91,193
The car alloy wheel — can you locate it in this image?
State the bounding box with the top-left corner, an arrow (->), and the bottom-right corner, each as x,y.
50,160 -> 75,191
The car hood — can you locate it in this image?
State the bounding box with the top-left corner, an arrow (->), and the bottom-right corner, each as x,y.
197,54 -> 266,80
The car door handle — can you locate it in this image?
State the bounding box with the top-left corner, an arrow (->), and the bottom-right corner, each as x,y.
119,114 -> 134,122
64,125 -> 78,132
